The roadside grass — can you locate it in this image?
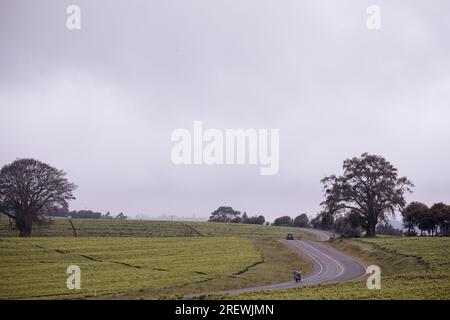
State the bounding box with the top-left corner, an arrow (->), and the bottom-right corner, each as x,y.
215,237 -> 450,300
327,237 -> 426,275
0,237 -> 261,299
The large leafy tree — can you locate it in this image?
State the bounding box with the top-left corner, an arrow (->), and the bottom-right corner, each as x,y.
0,159 -> 77,237
208,206 -> 241,222
321,153 -> 413,236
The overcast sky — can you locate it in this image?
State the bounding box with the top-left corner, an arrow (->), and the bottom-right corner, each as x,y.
1,0 -> 449,220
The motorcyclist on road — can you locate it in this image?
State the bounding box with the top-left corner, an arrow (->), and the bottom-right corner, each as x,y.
293,269 -> 301,282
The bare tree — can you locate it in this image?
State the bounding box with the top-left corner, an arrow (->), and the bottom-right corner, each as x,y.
0,159 -> 77,237
321,153 -> 413,236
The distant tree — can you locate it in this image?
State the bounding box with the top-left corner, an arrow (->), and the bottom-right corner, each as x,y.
70,210 -> 102,219
309,211 -> 333,230
334,211 -> 363,238
256,215 -> 266,225
430,203 -> 450,237
418,211 -> 438,236
208,206 -> 241,223
402,202 -> 428,235
334,216 -> 345,233
0,159 -> 77,237
242,212 -> 248,221
376,222 -> 403,236
320,211 -> 334,230
310,214 -> 321,229
293,214 -> 309,228
409,202 -> 450,237
341,224 -> 362,238
115,212 -> 128,220
321,153 -> 413,236
243,214 -> 266,225
104,211 -> 113,219
273,216 -> 293,226
46,207 -> 70,217
229,216 -> 242,224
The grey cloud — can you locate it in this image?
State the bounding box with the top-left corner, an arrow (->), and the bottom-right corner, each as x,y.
1,0 -> 449,220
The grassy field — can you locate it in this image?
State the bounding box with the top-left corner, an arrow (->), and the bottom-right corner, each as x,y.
0,219 -> 314,299
0,219 -> 310,240
0,237 -> 261,299
220,237 -> 450,300
184,221 -> 312,240
0,219 -> 198,237
3,218 -> 448,300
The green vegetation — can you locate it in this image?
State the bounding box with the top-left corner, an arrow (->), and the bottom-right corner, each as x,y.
220,237 -> 450,300
0,158 -> 77,237
184,222 -> 311,240
0,219 -> 197,237
0,219 -> 311,240
402,202 -> 450,236
2,218 -> 448,300
112,238 -> 313,299
0,219 -> 314,299
0,237 -> 261,299
320,153 -> 413,236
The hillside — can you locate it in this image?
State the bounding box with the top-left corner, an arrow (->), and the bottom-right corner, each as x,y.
0,219 -> 315,299
218,237 -> 450,300
0,219 -> 310,240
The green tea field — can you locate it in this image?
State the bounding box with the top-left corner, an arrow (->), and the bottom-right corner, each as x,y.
0,219 -> 309,240
0,219 -> 314,299
0,237 -> 261,299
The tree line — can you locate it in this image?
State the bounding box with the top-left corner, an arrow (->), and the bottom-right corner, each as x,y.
402,202 -> 450,236
309,153 -> 449,238
47,208 -> 128,220
208,207 -> 267,225
208,206 -> 310,228
2,154 -> 447,238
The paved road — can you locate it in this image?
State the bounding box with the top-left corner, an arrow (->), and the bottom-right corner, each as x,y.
223,229 -> 366,295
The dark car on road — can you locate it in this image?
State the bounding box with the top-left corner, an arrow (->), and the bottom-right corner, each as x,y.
286,233 -> 294,240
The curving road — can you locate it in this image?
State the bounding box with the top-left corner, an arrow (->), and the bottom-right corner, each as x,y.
223,229 -> 366,295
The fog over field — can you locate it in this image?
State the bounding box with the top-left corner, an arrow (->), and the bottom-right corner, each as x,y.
0,0 -> 449,220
